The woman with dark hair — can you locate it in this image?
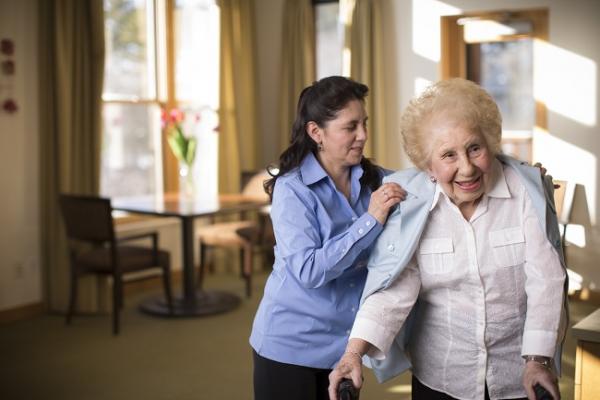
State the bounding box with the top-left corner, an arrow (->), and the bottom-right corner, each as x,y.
250,76 -> 406,400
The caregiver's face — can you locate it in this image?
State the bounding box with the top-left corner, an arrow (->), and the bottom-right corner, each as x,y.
426,116 -> 493,211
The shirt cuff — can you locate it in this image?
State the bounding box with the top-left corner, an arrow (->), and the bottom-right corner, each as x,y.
349,316 -> 395,360
521,329 -> 558,358
350,213 -> 381,241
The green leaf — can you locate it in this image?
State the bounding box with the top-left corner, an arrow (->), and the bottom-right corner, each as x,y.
167,130 -> 185,161
185,137 -> 197,165
166,125 -> 197,166
175,126 -> 188,157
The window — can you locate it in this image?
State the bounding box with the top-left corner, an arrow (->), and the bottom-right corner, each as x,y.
173,0 -> 220,196
101,0 -> 219,198
315,0 -> 344,79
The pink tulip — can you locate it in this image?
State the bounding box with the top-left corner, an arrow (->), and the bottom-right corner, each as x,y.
170,108 -> 184,123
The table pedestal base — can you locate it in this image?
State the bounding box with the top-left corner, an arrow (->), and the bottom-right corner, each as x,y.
139,290 -> 240,317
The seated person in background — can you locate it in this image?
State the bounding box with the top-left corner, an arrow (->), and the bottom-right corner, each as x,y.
328,78 -> 568,400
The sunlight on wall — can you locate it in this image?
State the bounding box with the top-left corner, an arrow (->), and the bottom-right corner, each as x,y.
563,224 -> 586,248
534,40 -> 597,126
533,130 -> 597,226
411,0 -> 460,62
462,20 -> 532,43
414,77 -> 433,97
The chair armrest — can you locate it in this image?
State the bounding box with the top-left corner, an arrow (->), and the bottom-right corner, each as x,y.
117,232 -> 160,264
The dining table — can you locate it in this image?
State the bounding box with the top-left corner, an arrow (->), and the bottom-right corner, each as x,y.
112,192 -> 270,317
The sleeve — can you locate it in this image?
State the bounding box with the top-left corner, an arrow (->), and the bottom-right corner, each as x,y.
350,257 -> 421,359
521,188 -> 567,358
271,179 -> 384,289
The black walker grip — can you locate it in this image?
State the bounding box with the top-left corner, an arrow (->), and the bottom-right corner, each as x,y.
534,383 -> 553,400
338,378 -> 359,400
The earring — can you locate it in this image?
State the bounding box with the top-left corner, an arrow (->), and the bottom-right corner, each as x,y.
429,176 -> 437,183
317,143 -> 323,151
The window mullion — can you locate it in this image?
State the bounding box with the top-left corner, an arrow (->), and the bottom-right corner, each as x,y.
162,0 -> 179,193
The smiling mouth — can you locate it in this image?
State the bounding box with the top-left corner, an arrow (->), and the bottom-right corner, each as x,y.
455,176 -> 482,191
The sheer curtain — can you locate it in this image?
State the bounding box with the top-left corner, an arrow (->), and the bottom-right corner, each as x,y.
38,0 -> 105,312
279,0 -> 315,153
218,0 -> 260,193
345,0 -> 387,165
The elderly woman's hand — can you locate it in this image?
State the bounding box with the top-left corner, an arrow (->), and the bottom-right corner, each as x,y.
522,360 -> 560,400
368,182 -> 406,225
328,350 -> 363,400
534,162 -> 561,189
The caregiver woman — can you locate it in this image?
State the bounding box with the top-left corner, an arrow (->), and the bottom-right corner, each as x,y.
329,78 -> 568,400
250,76 -> 406,400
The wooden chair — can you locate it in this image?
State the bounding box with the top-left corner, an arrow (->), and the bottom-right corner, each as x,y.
59,194 -> 173,335
553,179 -> 573,258
196,171 -> 273,297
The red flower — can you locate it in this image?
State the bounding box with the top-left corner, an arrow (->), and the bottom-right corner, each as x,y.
160,108 -> 169,129
169,108 -> 184,123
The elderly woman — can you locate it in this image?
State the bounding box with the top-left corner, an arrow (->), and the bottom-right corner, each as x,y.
328,78 -> 568,400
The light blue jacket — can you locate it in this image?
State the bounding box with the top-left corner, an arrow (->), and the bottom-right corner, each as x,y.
360,154 -> 569,382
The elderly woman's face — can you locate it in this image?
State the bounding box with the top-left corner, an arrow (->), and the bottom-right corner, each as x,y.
426,117 -> 493,209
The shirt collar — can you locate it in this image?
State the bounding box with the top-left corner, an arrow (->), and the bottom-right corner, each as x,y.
300,152 -> 328,185
486,159 -> 511,199
299,152 -> 364,188
429,184 -> 444,211
429,158 -> 510,211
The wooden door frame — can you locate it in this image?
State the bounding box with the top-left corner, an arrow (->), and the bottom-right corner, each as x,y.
440,8 -> 549,134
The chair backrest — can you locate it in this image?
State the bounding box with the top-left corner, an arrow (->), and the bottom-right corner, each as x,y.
553,180 -> 574,225
59,194 -> 115,243
241,170 -> 270,202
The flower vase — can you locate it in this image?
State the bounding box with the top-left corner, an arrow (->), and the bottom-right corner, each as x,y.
179,163 -> 196,199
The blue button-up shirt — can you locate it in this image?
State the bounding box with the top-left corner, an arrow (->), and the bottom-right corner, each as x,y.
250,152 -> 384,369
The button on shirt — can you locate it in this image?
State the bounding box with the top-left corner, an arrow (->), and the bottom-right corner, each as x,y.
250,152 -> 384,369
351,161 -> 565,399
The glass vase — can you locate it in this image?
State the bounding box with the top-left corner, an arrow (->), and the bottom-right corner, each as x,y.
178,162 -> 196,199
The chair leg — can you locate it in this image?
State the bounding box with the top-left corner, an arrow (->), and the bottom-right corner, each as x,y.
163,263 -> 174,315
242,242 -> 252,298
238,248 -> 244,279
112,275 -> 121,335
198,241 -> 207,289
207,249 -> 216,274
66,268 -> 78,325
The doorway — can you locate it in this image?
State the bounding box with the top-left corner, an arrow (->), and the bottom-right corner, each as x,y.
441,9 -> 549,163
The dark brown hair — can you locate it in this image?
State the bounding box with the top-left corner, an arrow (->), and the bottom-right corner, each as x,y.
265,76 -> 382,199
